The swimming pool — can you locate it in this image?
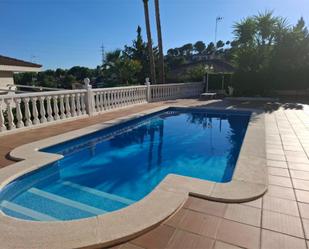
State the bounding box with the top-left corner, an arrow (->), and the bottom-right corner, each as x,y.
0,108 -> 250,221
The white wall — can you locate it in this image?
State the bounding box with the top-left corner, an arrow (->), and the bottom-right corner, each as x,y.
0,71 -> 14,90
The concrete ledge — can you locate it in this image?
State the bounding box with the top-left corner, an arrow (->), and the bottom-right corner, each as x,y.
0,105 -> 267,249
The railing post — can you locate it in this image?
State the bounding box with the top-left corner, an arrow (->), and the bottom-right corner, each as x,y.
145,77 -> 151,102
84,78 -> 94,116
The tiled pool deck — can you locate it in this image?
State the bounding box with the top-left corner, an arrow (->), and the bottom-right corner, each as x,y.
1,98 -> 309,249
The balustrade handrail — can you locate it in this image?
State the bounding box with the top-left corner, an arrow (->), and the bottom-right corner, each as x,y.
93,85 -> 147,92
0,89 -> 87,100
150,82 -> 203,87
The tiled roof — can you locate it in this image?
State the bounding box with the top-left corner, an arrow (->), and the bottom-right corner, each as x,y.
0,55 -> 42,68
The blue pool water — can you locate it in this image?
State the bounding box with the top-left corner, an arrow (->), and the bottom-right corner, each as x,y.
0,108 -> 250,221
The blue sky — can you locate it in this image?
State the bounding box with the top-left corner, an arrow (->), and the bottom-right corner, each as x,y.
1,0 -> 308,70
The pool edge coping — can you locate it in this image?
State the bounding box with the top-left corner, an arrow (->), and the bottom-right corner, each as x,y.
0,105 -> 267,249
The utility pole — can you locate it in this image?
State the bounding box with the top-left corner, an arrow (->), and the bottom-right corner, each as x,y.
100,43 -> 105,66
215,16 -> 223,45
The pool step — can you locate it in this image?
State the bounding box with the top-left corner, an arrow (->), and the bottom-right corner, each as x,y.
61,181 -> 134,205
28,188 -> 106,215
0,200 -> 58,221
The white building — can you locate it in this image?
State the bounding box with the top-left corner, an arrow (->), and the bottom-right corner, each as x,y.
0,55 -> 42,91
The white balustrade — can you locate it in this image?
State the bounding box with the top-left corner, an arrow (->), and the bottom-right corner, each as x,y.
0,82 -> 203,133
150,82 -> 204,101
0,89 -> 87,133
92,85 -> 147,113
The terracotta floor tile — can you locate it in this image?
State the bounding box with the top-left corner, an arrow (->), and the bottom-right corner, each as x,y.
299,203 -> 309,219
164,208 -> 186,228
286,156 -> 309,164
261,229 -> 306,249
266,144 -> 283,150
302,219 -> 309,240
267,148 -> 285,155
224,204 -> 261,227
295,189 -> 309,203
284,145 -> 305,152
262,210 -> 304,238
263,196 -> 299,217
293,178 -> 309,191
166,230 -> 214,249
267,153 -> 286,161
242,198 -> 262,209
267,160 -> 288,169
288,162 -> 309,172
184,197 -> 227,217
290,170 -> 309,180
265,185 -> 295,200
131,225 -> 175,249
177,209 -> 221,238
119,243 -> 145,249
213,241 -> 242,249
285,151 -> 308,158
268,167 -> 290,177
268,175 -> 293,188
217,219 -> 260,249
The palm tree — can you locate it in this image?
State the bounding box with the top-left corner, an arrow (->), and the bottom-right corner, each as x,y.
142,0 -> 156,84
154,0 -> 165,83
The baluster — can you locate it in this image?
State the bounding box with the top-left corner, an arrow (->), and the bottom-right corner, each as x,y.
113,91 -> 117,108
102,91 -> 106,110
39,96 -> 47,123
99,92 -> 103,110
130,89 -> 133,104
15,98 -> 24,128
46,96 -> 54,122
134,88 -> 137,103
23,98 -> 32,126
5,98 -> 15,130
136,88 -> 140,103
133,88 -> 136,104
118,90 -> 121,107
65,94 -> 71,118
80,93 -> 86,114
113,91 -> 116,108
0,99 -> 7,131
76,93 -> 81,116
53,96 -> 60,120
123,89 -> 126,106
127,89 -> 130,105
71,94 -> 77,117
119,89 -> 123,107
110,91 -> 114,108
122,89 -> 127,106
59,95 -> 66,119
115,91 -> 119,108
97,93 -> 101,111
130,88 -> 134,105
31,97 -> 39,125
115,90 -> 118,107
95,93 -> 100,112
105,91 -> 109,109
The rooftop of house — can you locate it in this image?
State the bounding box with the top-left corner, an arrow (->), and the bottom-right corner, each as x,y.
0,54 -> 42,72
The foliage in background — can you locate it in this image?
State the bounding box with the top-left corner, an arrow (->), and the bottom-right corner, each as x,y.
14,11 -> 309,95
231,11 -> 309,96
